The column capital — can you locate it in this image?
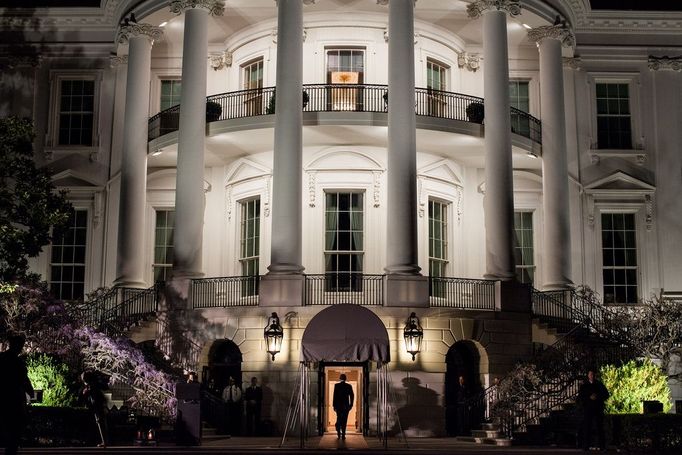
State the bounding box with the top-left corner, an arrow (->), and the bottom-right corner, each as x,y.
110,54 -> 128,68
467,0 -> 521,19
528,24 -> 575,48
170,0 -> 225,16
116,22 -> 164,45
274,0 -> 317,5
648,55 -> 682,71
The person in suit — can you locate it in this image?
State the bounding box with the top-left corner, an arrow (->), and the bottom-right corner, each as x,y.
244,376 -> 263,436
578,369 -> 610,451
333,374 -> 354,440
222,377 -> 242,436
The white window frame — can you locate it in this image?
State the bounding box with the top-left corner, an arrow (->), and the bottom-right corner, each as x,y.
323,190 -> 365,284
587,72 -> 642,152
428,197 -> 450,278
150,71 -> 181,115
426,58 -> 449,91
48,207 -> 91,301
241,57 -> 265,90
513,210 -> 536,285
46,71 -> 102,151
508,71 -> 539,117
238,196 -> 261,276
152,208 -> 175,283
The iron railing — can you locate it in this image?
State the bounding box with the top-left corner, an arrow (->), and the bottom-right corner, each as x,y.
99,284 -> 161,336
428,276 -> 496,310
155,315 -> 203,373
147,84 -> 542,144
303,273 -> 384,306
189,276 -> 260,309
531,289 -> 578,333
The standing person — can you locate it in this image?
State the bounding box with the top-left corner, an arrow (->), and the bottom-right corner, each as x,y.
333,374 -> 354,440
578,369 -> 610,451
455,375 -> 470,436
0,334 -> 34,455
244,377 -> 263,436
221,377 -> 242,436
81,371 -> 109,448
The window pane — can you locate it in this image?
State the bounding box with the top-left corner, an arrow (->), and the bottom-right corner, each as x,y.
601,213 -> 637,304
50,210 -> 88,300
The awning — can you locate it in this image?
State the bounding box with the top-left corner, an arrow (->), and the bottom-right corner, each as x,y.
300,304 -> 390,363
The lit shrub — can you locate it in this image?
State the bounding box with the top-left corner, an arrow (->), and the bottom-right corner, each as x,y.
601,359 -> 671,414
27,354 -> 77,407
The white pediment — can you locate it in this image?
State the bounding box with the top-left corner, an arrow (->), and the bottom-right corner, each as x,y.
225,158 -> 272,186
585,171 -> 655,194
306,149 -> 383,172
418,159 -> 463,187
51,169 -> 102,188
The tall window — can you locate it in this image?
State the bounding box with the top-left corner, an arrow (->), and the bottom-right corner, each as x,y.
58,79 -> 94,146
153,210 -> 175,283
509,80 -> 530,137
160,80 -> 182,111
326,49 -> 365,110
596,83 -> 632,149
50,210 -> 87,301
601,213 -> 638,304
242,58 -> 264,116
239,198 -> 260,296
429,200 -> 449,297
325,192 -> 364,291
513,211 -> 535,284
427,59 -> 447,91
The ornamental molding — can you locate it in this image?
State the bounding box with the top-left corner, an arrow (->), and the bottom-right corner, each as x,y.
645,194 -> 654,231
372,171 -> 382,208
467,0 -> 521,19
648,56 -> 682,72
382,28 -> 420,44
562,56 -> 581,70
109,54 -> 128,68
528,25 -> 575,48
457,51 -> 480,72
209,50 -> 232,70
0,54 -> 41,70
308,172 -> 316,207
264,175 -> 271,217
169,0 -> 225,16
116,23 -> 164,44
271,28 -> 308,43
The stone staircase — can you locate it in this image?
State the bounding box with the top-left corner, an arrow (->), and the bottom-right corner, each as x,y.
457,423 -> 512,446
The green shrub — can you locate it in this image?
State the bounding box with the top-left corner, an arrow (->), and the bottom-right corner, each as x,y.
27,354 -> 77,407
601,359 -> 671,414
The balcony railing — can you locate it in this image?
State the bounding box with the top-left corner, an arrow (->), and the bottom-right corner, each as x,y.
189,276 -> 260,309
304,273 -> 384,306
428,276 -> 497,310
148,84 -> 542,144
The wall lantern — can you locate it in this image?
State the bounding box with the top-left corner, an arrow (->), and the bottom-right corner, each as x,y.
403,312 -> 423,361
264,312 -> 284,361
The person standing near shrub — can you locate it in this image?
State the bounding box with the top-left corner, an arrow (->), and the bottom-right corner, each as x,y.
578,369 -> 610,451
81,371 -> 108,448
0,334 -> 34,455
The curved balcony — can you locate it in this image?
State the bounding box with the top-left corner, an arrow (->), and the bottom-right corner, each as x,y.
148,84 -> 542,146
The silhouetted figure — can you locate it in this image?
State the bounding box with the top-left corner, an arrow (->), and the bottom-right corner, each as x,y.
221,376 -> 242,436
81,371 -> 109,448
578,369 -> 609,451
0,334 -> 33,455
333,374 -> 354,440
455,375 -> 470,436
244,376 -> 263,436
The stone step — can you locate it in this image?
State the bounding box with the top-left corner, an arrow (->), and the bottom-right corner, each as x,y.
471,429 -> 501,439
480,422 -> 499,431
457,436 -> 512,447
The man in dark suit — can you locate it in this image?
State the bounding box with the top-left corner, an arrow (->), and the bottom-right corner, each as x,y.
333,373 -> 354,440
244,376 -> 263,436
578,369 -> 610,451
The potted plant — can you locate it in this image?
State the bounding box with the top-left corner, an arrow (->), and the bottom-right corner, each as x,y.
205,100 -> 222,122
466,101 -> 484,123
382,91 -> 388,108
265,90 -> 310,114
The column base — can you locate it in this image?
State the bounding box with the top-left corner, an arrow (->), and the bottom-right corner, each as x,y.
540,281 -> 574,291
259,273 -> 305,307
384,274 -> 429,307
496,280 -> 532,313
112,278 -> 148,289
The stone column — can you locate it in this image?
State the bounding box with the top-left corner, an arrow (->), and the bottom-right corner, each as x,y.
114,23 -> 163,288
170,0 -> 224,279
260,0 -> 307,306
468,0 -> 520,281
528,25 -> 575,290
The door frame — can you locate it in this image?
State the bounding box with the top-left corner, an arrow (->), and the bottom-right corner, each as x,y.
317,361 -> 369,436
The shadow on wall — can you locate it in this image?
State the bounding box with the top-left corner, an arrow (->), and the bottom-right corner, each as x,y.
392,377 -> 444,437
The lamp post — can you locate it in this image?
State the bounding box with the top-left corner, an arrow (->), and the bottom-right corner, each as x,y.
264,312 -> 283,361
403,312 -> 423,361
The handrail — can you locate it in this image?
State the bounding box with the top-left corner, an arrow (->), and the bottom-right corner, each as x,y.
189,275 -> 260,309
155,314 -> 203,373
147,84 -> 542,144
429,276 -> 497,310
303,273 -> 384,306
98,284 -> 161,336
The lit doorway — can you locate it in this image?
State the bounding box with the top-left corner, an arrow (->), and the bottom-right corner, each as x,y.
318,362 -> 369,435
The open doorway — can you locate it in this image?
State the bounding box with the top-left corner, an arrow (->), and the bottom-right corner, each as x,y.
318,362 -> 369,435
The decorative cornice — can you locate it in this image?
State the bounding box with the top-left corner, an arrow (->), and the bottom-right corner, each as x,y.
562,56 -> 581,70
209,50 -> 232,70
375,0 -> 417,5
382,28 -> 420,44
169,0 -> 225,16
528,24 -> 575,48
109,54 -> 128,68
271,27 -> 310,43
116,22 -> 164,44
0,54 -> 41,70
467,0 -> 521,19
457,51 -> 480,72
648,56 -> 682,72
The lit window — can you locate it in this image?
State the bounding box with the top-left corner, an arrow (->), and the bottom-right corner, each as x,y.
427,59 -> 447,91
239,198 -> 260,296
509,80 -> 530,137
153,210 -> 174,282
160,80 -> 182,111
326,48 -> 365,111
324,192 -> 364,292
242,58 -> 264,115
429,200 -> 449,297
50,210 -> 87,301
601,213 -> 638,304
58,80 -> 94,146
596,83 -> 632,149
513,211 -> 535,285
